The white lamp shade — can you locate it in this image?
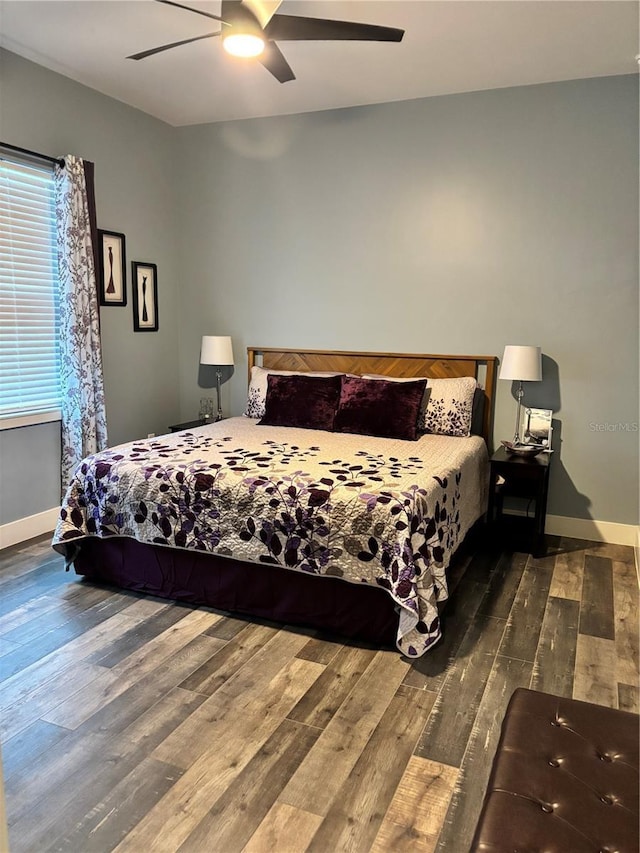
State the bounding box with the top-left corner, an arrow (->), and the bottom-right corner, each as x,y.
499,345 -> 542,382
200,336 -> 234,366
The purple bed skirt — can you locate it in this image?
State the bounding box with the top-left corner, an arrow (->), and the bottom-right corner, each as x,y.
71,537 -> 399,647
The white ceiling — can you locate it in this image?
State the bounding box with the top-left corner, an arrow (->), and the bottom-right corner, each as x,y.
1,0 -> 637,126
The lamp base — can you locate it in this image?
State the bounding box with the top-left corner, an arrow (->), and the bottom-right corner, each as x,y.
512,383 -> 524,445
215,369 -> 223,422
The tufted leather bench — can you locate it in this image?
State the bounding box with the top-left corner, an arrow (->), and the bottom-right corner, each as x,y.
470,687 -> 639,853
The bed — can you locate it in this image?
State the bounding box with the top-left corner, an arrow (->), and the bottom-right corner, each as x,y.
52,348 -> 497,658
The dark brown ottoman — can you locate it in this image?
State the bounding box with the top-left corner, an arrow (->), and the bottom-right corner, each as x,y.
471,688 -> 639,853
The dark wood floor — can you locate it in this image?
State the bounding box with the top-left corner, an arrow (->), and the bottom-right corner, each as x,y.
1,532 -> 638,852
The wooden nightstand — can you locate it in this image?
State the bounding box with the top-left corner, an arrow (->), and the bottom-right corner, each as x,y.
168,419 -> 209,433
487,447 -> 552,555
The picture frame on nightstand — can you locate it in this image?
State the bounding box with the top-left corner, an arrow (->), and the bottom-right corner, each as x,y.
523,407 -> 553,451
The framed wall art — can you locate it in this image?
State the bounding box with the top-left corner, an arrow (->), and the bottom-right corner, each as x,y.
98,230 -> 126,306
131,261 -> 158,332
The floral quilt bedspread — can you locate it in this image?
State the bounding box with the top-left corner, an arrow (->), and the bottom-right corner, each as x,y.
52,418 -> 488,657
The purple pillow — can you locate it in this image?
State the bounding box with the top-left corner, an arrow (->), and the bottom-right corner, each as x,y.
259,373 -> 342,431
334,376 -> 428,441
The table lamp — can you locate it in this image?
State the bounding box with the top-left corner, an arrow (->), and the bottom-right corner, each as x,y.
200,336 -> 234,421
499,345 -> 542,444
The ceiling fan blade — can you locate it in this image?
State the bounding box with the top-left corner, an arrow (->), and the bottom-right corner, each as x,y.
128,31 -> 220,61
155,0 -> 226,23
257,40 -> 295,82
265,15 -> 404,43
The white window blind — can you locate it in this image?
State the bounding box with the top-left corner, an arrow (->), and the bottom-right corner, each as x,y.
0,158 -> 61,420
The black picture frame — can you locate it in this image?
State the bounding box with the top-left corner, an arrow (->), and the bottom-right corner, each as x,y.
98,230 -> 126,306
131,261 -> 158,332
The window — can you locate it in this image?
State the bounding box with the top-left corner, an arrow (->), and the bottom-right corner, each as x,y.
0,158 -> 61,428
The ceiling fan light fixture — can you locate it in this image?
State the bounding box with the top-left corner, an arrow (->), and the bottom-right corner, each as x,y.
222,32 -> 265,57
135,0 -> 405,81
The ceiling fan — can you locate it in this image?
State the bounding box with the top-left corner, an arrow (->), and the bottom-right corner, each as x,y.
128,0 -> 404,83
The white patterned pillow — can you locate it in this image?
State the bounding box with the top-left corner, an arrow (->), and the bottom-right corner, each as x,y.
245,366 -> 344,419
422,376 -> 477,437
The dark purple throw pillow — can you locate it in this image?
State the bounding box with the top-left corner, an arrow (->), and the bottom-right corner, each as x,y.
334,376 -> 428,441
259,373 -> 343,431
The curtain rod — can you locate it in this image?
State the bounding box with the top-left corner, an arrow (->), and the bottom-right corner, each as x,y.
0,141 -> 65,168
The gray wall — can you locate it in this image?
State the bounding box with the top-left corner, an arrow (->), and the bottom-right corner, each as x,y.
174,75 -> 638,526
0,49 -> 180,523
1,48 -> 637,529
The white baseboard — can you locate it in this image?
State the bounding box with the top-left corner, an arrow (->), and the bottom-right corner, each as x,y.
546,515 -> 639,547
0,507 -> 59,551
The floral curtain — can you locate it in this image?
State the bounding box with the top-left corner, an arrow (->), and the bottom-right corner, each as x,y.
54,155 -> 108,489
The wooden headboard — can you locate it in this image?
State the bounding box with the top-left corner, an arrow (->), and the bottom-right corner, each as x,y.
247,347 -> 498,446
